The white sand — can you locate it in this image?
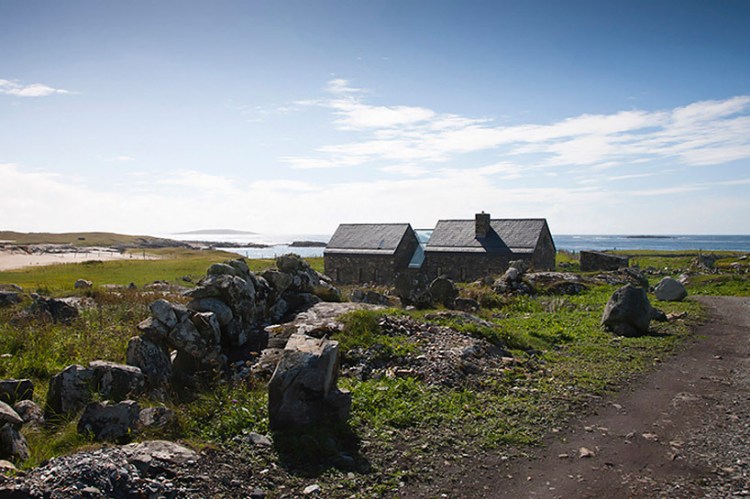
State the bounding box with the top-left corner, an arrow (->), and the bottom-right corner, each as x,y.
0,249 -> 159,271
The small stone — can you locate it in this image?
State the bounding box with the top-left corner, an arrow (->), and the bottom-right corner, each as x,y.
579,447 -> 595,458
303,483 -> 321,495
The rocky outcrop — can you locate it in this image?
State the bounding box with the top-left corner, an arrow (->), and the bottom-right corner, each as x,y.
580,251 -> 629,272
394,272 -> 433,308
28,295 -> 80,324
601,284 -> 653,337
268,334 -> 351,431
654,277 -> 688,302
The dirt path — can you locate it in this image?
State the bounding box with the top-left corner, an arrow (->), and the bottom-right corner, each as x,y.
404,296 -> 750,498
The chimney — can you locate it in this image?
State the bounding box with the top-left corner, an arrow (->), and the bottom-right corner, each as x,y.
475,212 -> 490,239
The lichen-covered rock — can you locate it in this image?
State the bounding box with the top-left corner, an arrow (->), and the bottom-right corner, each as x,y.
136,316 -> 170,342
77,400 -> 140,442
45,364 -> 94,416
268,334 -> 351,431
187,297 -> 234,326
149,299 -> 178,329
125,336 -> 172,389
90,360 -> 145,401
601,284 -> 652,337
137,407 -> 177,430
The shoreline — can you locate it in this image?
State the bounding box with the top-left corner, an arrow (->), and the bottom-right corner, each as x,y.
0,248 -> 159,271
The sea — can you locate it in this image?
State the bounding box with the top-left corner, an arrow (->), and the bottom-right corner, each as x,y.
165,232 -> 750,259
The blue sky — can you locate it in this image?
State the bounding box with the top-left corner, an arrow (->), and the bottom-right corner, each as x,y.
1,0 -> 749,235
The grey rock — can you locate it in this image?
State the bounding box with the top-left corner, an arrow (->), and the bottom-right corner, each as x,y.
206,262 -> 238,277
45,364 -> 94,416
276,254 -> 307,273
30,295 -> 79,324
136,316 -> 170,342
74,279 -> 93,289
263,270 -> 294,294
90,360 -> 145,401
191,311 -> 222,346
13,400 -> 44,427
0,379 -> 33,405
654,277 -> 688,302
137,407 -> 177,429
149,299 -> 178,329
0,423 -> 29,461
0,401 -> 22,426
125,336 -> 172,389
453,297 -> 480,312
394,272 -> 433,308
601,284 -> 652,337
429,277 -> 458,306
0,291 -> 21,308
268,334 -> 351,431
77,400 -> 140,442
121,439 -> 198,466
312,280 -> 341,302
187,297 -> 233,326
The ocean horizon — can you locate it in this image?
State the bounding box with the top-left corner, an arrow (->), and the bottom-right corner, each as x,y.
164,232 -> 750,259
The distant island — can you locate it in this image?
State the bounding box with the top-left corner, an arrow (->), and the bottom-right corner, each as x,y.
289,241 -> 328,248
174,229 -> 257,235
625,235 -> 674,239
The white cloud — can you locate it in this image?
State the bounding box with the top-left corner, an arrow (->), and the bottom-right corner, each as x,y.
0,78 -> 71,97
288,80 -> 750,176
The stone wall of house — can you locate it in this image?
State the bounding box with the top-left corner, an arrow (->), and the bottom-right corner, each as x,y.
531,228 -> 556,271
421,252 -> 533,282
324,254 -> 396,284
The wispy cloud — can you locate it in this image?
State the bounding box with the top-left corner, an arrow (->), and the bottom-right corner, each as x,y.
282,79 -> 750,174
0,78 -> 71,97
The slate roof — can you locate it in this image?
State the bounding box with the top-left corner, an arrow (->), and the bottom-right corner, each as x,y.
425,219 -> 549,254
325,223 -> 415,255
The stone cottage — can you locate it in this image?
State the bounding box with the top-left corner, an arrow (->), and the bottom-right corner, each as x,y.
325,213 -> 556,284
420,213 -> 556,281
323,223 -> 420,284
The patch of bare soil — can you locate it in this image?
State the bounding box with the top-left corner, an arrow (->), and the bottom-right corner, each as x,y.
401,296 -> 750,498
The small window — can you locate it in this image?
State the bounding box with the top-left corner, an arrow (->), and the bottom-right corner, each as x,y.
358,268 -> 363,283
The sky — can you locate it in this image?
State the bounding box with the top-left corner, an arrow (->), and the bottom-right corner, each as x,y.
1,0 -> 749,236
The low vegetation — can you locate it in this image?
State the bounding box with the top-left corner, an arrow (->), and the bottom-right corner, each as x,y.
0,248 -> 746,495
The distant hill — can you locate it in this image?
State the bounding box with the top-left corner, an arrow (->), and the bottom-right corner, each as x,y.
0,231 -> 186,248
175,229 -> 257,235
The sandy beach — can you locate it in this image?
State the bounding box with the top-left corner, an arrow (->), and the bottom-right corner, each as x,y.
0,248 -> 159,271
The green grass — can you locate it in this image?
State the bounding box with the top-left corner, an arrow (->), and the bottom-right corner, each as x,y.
0,248 -> 276,292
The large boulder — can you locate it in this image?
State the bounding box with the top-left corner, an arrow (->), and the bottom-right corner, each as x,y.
90,361 -> 145,401
45,364 -> 94,416
601,284 -> 652,337
654,277 -> 688,302
0,379 -> 33,405
77,400 -> 140,442
149,299 -> 178,329
268,334 -> 351,431
30,295 -> 79,324
580,251 -> 629,272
